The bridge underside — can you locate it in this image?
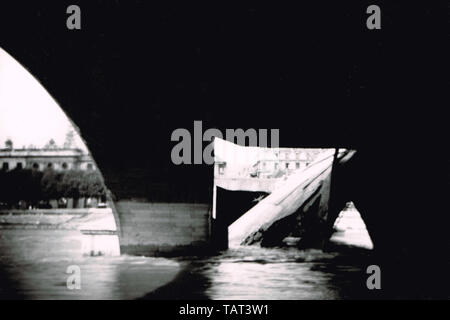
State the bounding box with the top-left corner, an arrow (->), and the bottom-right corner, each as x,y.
334,150 -> 449,298
337,149 -> 449,298
1,1 -> 448,298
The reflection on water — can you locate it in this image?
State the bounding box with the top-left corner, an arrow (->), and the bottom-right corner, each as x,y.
1,227 -> 374,300
143,246 -> 373,300
203,248 -> 349,300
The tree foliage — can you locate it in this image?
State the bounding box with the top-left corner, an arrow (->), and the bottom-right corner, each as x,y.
0,168 -> 106,207
4,139 -> 13,149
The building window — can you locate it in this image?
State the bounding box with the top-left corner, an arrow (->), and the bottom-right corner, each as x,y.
47,163 -> 53,169
87,163 -> 93,170
62,163 -> 68,170
16,163 -> 23,170
296,162 -> 300,169
2,162 -> 9,171
285,163 -> 289,169
33,163 -> 39,170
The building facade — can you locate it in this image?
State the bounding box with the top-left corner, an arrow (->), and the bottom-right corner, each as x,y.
250,148 -> 322,178
213,138 -> 325,180
0,148 -> 96,171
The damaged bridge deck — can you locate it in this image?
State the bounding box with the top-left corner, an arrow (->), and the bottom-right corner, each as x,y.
228,149 -> 353,248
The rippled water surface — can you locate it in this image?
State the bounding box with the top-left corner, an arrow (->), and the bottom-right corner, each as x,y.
1,227 -> 373,300
167,246 -> 371,300
0,229 -> 180,299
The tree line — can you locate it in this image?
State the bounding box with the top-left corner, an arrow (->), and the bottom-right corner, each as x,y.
0,168 -> 106,208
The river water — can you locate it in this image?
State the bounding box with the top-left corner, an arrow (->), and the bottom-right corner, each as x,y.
0,208 -> 376,300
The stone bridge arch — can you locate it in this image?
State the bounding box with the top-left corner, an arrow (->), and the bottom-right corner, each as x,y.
1,43 -> 449,297
0,47 -> 123,252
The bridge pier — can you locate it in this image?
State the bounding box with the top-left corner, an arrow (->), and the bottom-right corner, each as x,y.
113,201 -> 213,256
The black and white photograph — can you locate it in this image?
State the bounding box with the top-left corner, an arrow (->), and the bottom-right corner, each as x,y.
0,0 -> 449,308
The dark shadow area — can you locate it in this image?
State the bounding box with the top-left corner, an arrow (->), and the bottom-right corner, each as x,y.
139,259 -> 214,300
0,266 -> 26,300
216,188 -> 268,227
1,1 -> 447,203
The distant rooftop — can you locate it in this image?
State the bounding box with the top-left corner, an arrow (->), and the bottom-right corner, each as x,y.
0,148 -> 88,157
